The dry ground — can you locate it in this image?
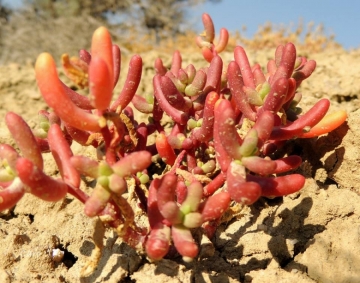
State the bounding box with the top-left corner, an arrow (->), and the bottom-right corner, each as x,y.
0,43 -> 360,283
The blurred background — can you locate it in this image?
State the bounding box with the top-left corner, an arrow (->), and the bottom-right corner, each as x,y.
0,0 -> 359,65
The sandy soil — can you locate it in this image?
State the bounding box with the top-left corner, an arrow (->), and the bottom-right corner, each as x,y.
0,46 -> 360,283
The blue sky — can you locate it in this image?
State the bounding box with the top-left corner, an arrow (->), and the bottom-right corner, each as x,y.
4,0 -> 359,49
193,0 -> 360,49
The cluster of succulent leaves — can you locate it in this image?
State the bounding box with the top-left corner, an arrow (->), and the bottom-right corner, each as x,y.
0,13 -> 346,266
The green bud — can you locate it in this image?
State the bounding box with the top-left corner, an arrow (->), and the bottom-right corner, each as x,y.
145,93 -> 154,104
245,86 -> 263,106
139,173 -> 150,184
187,118 -> 198,130
185,84 -> 201,97
39,121 -> 50,132
180,181 -> 203,214
0,168 -> 15,182
33,128 -> 48,139
98,161 -> 113,176
258,82 -> 271,100
201,160 -> 216,174
183,212 -> 203,228
239,129 -> 258,157
97,175 -> 109,188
